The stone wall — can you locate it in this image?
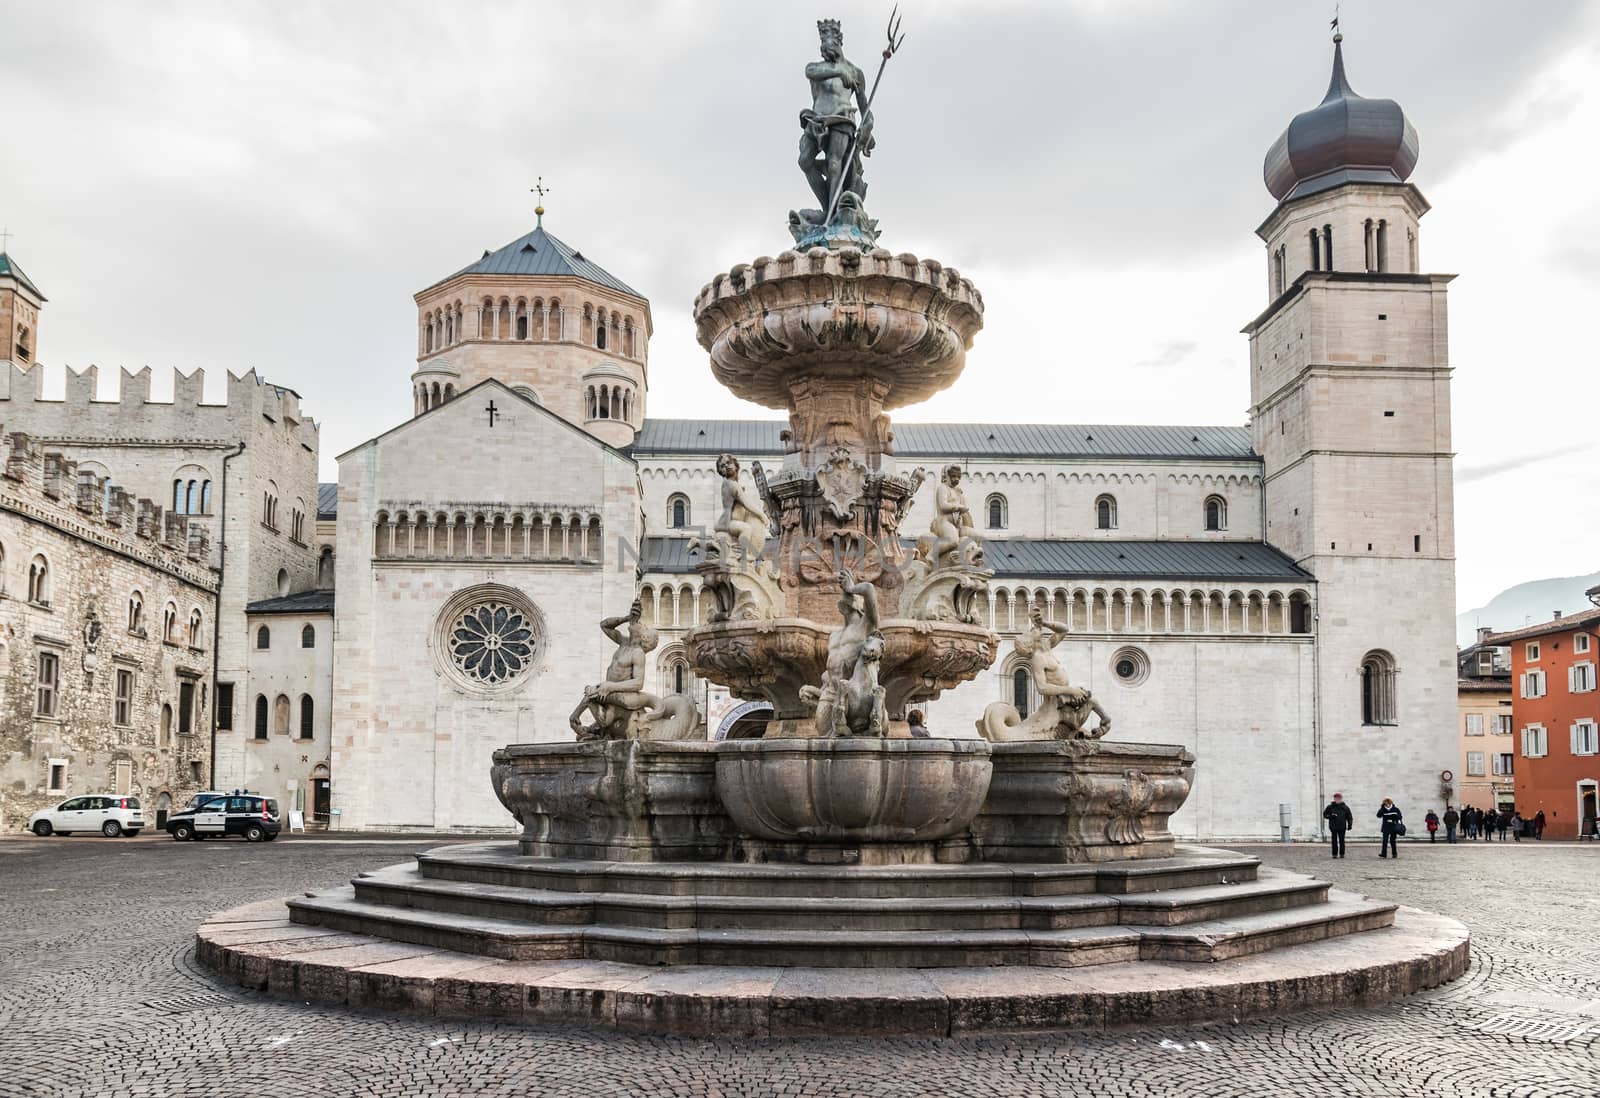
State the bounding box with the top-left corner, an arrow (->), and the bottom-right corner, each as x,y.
0,433 -> 219,829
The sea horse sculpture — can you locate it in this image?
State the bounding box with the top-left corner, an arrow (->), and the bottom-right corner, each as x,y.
799,569 -> 887,736
979,607 -> 1111,741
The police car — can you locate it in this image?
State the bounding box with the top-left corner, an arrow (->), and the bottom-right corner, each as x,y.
164,792 -> 281,842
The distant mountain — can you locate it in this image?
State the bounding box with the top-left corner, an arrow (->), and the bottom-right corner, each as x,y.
1458,572 -> 1600,647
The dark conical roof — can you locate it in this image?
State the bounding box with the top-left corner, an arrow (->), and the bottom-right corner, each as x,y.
1263,38 -> 1419,203
426,225 -> 643,299
0,253 -> 45,301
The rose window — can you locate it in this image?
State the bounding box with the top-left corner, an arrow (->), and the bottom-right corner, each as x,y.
446,599 -> 537,685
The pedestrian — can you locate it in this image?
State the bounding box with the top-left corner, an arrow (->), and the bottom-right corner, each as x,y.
1468,806 -> 1482,840
906,708 -> 931,739
1498,810 -> 1510,841
1322,792 -> 1353,858
1376,797 -> 1403,858
1425,809 -> 1439,843
1534,810 -> 1546,840
1511,811 -> 1524,841
1483,807 -> 1498,841
1443,804 -> 1459,843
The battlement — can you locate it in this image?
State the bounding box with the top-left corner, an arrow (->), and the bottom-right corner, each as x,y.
1,429 -> 218,589
0,363 -> 320,449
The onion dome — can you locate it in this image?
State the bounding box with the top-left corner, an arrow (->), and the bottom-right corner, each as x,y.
1263,35 -> 1419,203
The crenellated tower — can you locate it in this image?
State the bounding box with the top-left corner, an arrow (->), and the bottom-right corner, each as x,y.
1244,32 -> 1457,824
410,210 -> 652,449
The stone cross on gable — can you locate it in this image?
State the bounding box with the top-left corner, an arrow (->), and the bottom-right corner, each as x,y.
485,399 -> 499,428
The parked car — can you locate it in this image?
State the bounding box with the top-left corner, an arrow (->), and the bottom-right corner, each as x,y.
28,794 -> 144,838
180,790 -> 228,812
164,794 -> 281,843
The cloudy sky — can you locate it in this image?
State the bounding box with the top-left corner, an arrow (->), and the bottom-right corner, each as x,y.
3,0 -> 1597,612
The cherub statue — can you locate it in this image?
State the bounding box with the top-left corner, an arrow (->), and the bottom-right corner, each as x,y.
800,569 -> 887,737
714,453 -> 769,566
919,464 -> 978,566
569,600 -> 660,741
978,607 -> 1111,741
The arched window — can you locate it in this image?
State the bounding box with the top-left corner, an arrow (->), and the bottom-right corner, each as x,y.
27,554 -> 49,605
200,480 -> 212,514
15,326 -> 29,361
256,625 -> 271,650
1308,229 -> 1320,272
673,661 -> 688,695
301,623 -> 315,648
273,695 -> 291,736
189,609 -> 203,647
598,385 -> 610,418
186,480 -> 199,514
299,695 -> 314,739
1322,225 -> 1333,271
277,568 -> 290,597
986,494 -> 1007,530
254,695 -> 269,740
1094,495 -> 1117,531
597,324 -> 607,350
1375,219 -> 1387,273
668,494 -> 690,529
1204,495 -> 1227,532
1360,650 -> 1398,725
1012,666 -> 1033,720
173,479 -> 185,512
127,591 -> 144,633
162,602 -> 178,643
516,312 -> 528,340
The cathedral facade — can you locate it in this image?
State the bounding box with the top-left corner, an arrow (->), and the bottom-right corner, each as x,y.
1,38 -> 1457,841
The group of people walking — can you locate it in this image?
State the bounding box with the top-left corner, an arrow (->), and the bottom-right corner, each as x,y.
1430,805 -> 1543,843
1319,794 -> 1551,857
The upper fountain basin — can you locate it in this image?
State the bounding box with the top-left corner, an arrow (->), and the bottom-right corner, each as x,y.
693,247 -> 985,411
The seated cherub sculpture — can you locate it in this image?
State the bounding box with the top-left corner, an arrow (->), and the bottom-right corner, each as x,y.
713,452 -> 769,566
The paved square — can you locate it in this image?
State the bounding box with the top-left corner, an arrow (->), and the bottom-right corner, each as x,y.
1,834 -> 1595,1096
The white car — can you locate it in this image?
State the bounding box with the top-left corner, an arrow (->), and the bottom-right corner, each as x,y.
28,794 -> 145,838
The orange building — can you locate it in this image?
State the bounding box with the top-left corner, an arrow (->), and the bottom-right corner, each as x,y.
1487,594 -> 1600,840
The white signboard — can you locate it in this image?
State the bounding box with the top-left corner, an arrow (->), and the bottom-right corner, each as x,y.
287,810 -> 306,833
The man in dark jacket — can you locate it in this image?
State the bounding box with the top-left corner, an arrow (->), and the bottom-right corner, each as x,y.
1323,793 -> 1353,858
1443,805 -> 1459,843
1377,798 -> 1404,858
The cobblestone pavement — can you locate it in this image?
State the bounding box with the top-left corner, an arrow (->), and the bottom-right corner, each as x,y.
2,832 -> 1596,1097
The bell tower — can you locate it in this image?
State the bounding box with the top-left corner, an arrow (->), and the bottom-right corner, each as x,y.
1244,32 -> 1458,824
0,248 -> 45,367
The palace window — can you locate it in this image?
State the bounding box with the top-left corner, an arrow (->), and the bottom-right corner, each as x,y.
127,592 -> 144,634
1360,649 -> 1397,725
1095,495 -> 1117,531
162,604 -> 178,643
1204,495 -> 1227,531
986,494 -> 1007,531
35,651 -> 59,717
27,554 -> 49,605
299,695 -> 315,740
114,668 -> 134,726
189,609 -> 203,648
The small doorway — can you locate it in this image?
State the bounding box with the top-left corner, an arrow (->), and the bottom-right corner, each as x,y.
155,791 -> 172,828
1579,780 -> 1598,841
312,777 -> 331,824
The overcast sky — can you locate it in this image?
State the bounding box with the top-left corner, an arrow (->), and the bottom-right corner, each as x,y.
3,0 -> 1597,612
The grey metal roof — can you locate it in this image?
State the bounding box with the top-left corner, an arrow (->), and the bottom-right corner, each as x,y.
426,226 -> 642,299
631,420 -> 1257,461
0,253 -> 45,301
246,591 -> 335,615
642,537 -> 1310,583
317,482 -> 338,520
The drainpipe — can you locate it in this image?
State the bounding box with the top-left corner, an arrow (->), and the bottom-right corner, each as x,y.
208,442 -> 246,787
1312,600 -> 1324,843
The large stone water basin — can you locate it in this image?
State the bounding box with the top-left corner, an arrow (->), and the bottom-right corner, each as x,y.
715,737 -> 993,843
686,618 -> 998,724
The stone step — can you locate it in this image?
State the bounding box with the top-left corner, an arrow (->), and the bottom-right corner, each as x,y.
288,884 -> 1392,969
351,864 -> 1327,933
414,842 -> 1262,899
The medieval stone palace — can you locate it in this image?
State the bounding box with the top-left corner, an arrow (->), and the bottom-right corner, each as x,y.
0,37 -> 1456,839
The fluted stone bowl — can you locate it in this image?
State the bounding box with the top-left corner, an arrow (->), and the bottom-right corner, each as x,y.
692,248 -> 984,411
715,737 -> 993,843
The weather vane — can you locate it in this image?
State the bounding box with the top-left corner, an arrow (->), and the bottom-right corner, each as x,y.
531,177 -> 550,228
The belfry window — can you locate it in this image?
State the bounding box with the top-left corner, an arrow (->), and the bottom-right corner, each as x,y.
1322,225 -> 1333,271
1095,495 -> 1117,531
597,324 -> 607,350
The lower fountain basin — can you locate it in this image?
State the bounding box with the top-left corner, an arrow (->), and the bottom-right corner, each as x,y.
974,740 -> 1196,863
715,737 -> 993,846
491,740 -> 732,861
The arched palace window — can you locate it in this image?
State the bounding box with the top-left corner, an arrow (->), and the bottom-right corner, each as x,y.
1360,650 -> 1398,726
986,494 -> 1007,530
1095,495 -> 1117,531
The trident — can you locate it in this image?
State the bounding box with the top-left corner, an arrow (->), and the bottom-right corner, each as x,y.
821,6 -> 906,230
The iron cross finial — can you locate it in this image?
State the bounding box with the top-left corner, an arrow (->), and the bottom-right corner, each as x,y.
531,177 -> 551,228
0,226 -> 11,253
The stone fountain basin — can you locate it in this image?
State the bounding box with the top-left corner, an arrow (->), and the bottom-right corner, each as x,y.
715,737 -> 993,843
686,618 -> 998,722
